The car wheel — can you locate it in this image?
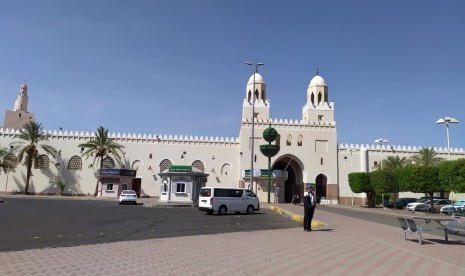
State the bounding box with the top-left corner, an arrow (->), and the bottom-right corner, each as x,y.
246,205 -> 255,214
218,205 -> 227,215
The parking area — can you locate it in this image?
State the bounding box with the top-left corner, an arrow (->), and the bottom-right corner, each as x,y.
0,197 -> 299,252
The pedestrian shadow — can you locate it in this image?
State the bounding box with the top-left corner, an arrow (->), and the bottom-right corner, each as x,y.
313,228 -> 334,232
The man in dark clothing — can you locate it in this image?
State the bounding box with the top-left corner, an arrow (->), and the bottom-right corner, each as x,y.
303,186 -> 316,232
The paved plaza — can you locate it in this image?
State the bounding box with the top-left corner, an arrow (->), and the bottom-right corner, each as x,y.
1,199 -> 465,276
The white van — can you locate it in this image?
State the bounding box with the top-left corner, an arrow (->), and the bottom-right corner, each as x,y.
198,187 -> 260,215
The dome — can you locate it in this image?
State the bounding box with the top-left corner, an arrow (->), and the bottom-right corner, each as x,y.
247,73 -> 265,85
309,75 -> 326,87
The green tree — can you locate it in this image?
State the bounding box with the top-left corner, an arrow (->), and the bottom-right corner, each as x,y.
410,148 -> 442,166
382,155 -> 408,171
439,159 -> 465,194
78,126 -> 125,197
370,170 -> 399,206
348,172 -> 376,207
10,122 -> 58,195
397,166 -> 442,212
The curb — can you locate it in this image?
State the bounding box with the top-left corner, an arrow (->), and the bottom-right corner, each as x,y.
269,205 -> 327,227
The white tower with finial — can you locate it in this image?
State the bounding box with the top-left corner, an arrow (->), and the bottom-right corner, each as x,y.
302,70 -> 335,123
3,83 -> 36,129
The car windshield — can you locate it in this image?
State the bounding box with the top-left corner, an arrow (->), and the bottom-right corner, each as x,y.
122,190 -> 136,195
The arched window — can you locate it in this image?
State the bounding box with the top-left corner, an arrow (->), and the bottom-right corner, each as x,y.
318,92 -> 322,104
159,159 -> 172,173
68,155 -> 82,170
36,154 -> 50,169
192,160 -> 205,172
149,153 -> 153,159
297,135 -> 303,146
275,134 -> 281,146
310,93 -> 315,105
102,157 -> 116,169
286,134 -> 292,146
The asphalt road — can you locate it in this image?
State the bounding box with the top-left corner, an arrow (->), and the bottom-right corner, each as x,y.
0,198 -> 300,252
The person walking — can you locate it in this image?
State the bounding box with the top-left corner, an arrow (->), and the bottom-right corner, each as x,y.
303,186 -> 316,232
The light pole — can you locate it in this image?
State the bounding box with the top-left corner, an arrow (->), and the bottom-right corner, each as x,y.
374,138 -> 389,207
374,138 -> 389,170
245,62 -> 264,193
435,117 -> 459,161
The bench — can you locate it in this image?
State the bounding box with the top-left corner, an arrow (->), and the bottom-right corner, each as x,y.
398,217 -> 424,244
439,220 -> 465,241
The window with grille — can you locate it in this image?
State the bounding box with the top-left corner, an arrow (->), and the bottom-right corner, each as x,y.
297,135 -> 303,146
36,154 -> 50,169
68,155 -> 82,170
159,159 -> 172,172
102,157 -> 116,168
192,160 -> 205,172
4,154 -> 19,169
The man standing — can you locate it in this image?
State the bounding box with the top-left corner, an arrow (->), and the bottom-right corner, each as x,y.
303,186 -> 316,232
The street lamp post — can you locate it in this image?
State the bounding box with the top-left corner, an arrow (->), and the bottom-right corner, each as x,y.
435,117 -> 459,161
374,138 -> 389,207
436,117 -> 459,212
245,62 -> 264,193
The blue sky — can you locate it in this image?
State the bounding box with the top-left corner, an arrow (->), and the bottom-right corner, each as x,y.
1,1 -> 465,149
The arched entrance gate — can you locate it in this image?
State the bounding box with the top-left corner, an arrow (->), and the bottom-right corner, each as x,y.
272,156 -> 303,203
271,156 -> 329,203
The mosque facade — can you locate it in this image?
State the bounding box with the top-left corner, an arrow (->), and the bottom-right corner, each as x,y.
1,73 -> 464,204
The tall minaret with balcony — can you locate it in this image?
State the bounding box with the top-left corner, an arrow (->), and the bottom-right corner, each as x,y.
3,83 -> 36,129
302,72 -> 335,123
242,73 -> 270,121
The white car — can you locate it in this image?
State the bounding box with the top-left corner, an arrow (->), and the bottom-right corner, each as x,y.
119,190 -> 137,204
440,200 -> 465,215
407,199 -> 430,211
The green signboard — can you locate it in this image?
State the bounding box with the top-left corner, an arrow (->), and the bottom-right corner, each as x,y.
169,165 -> 192,172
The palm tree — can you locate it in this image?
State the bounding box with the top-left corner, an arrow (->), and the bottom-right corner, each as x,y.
0,146 -> 8,172
10,122 -> 57,195
381,155 -> 408,171
410,147 -> 442,166
78,126 -> 125,197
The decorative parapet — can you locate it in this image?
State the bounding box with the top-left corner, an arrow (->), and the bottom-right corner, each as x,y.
0,128 -> 240,146
338,143 -> 465,154
241,118 -> 336,127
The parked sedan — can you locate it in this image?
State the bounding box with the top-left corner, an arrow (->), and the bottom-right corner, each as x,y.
119,190 -> 137,204
414,199 -> 452,212
407,199 -> 430,211
440,200 -> 465,215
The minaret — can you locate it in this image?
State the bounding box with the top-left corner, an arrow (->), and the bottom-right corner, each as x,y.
242,73 -> 270,121
302,72 -> 334,123
3,83 -> 35,129
14,83 -> 29,111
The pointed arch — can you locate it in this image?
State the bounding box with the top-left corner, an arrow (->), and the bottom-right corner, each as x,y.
36,154 -> 50,169
192,160 -> 205,172
297,135 -> 303,146
286,134 -> 292,146
221,163 -> 232,176
102,156 -> 116,169
68,155 -> 82,170
159,159 -> 172,173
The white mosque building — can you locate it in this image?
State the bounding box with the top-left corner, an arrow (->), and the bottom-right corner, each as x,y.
1,73 -> 464,204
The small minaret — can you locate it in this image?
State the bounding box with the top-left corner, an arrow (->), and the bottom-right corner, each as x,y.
302,72 -> 335,123
242,73 -> 270,121
3,83 -> 35,129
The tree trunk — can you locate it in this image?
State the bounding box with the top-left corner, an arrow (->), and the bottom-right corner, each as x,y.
94,157 -> 103,197
24,160 -> 32,195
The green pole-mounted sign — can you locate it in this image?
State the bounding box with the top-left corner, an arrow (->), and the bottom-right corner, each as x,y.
169,165 -> 192,172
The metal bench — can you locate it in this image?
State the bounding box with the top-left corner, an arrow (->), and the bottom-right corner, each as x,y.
398,217 -> 424,244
